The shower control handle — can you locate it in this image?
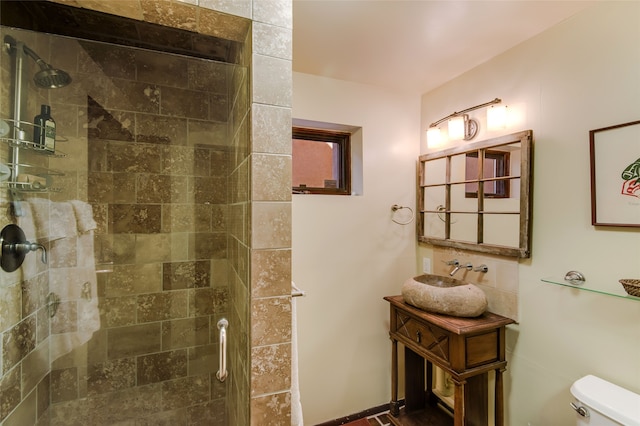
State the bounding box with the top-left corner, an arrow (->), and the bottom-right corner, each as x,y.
0,224 -> 48,272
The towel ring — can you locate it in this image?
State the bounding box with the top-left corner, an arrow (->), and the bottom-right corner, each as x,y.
391,204 -> 414,225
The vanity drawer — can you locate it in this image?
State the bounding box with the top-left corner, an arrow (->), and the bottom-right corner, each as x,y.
392,309 -> 450,365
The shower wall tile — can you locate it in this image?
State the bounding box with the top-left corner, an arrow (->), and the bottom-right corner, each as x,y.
0,366 -> 21,421
161,374 -> 210,410
160,146 -> 196,176
89,383 -> 163,423
250,343 -> 291,396
210,93 -> 230,122
107,142 -> 162,173
188,63 -> 226,95
0,283 -> 21,333
107,323 -> 161,359
137,291 -> 188,323
187,344 -> 217,376
188,120 -> 228,146
136,51 -> 189,88
135,234 -> 173,263
106,80 -> 162,114
198,6 -> 252,42
136,174 -> 188,204
192,176 -> 226,204
163,260 -> 211,290
252,54 -> 292,108
161,317 -> 210,350
86,357 -> 136,396
137,114 -> 188,144
252,104 -> 292,154
253,22 -> 292,60
36,373 -> 51,420
86,102 -> 135,142
191,232 -> 227,259
162,205 -> 197,233
200,0 -> 251,19
2,316 -> 36,372
78,44 -> 136,78
21,272 -> 48,319
251,202 -> 292,249
251,297 -> 291,346
137,350 -> 188,385
252,154 -> 292,201
140,0 -> 198,32
161,86 -> 209,120
253,0 -> 292,28
109,234 -> 136,263
101,296 -> 137,328
186,398 -> 226,426
50,302 -> 77,335
251,249 -> 292,298
109,204 -> 162,234
50,367 -> 78,403
189,287 -> 227,317
2,386 -> 37,426
250,391 -> 291,426
107,263 -> 162,296
21,340 -> 49,394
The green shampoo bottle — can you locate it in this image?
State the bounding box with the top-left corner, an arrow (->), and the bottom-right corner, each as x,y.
34,104 -> 56,152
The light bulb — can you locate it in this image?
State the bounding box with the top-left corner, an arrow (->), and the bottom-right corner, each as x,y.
487,105 -> 507,130
448,116 -> 465,140
426,127 -> 442,148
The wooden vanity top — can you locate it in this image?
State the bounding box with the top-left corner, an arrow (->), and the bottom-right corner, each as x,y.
384,295 -> 515,335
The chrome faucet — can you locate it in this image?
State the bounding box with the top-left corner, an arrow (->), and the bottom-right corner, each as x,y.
445,259 -> 473,276
474,264 -> 488,273
444,259 -> 459,276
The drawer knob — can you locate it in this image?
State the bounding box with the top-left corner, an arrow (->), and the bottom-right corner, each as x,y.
416,330 -> 422,343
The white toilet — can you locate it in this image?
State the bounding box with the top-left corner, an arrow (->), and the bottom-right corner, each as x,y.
570,375 -> 640,426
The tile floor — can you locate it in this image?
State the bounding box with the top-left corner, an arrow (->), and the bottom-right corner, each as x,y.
346,410 -> 392,426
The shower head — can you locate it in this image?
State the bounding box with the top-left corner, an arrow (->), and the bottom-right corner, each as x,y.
3,35 -> 72,89
32,61 -> 72,89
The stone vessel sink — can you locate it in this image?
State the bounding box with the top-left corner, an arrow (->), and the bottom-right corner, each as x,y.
401,274 -> 488,317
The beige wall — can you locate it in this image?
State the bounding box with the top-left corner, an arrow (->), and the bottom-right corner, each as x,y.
421,2 -> 640,424
294,1 -> 639,425
292,73 -> 421,424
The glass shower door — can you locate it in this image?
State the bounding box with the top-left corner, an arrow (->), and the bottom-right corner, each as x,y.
0,26 -> 239,425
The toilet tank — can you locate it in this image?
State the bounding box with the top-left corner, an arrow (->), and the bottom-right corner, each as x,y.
570,375 -> 640,426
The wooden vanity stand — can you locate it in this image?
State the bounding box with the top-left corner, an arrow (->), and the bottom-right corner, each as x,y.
384,296 -> 514,426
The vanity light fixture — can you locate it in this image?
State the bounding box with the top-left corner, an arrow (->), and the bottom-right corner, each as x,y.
426,98 -> 502,145
487,104 -> 508,130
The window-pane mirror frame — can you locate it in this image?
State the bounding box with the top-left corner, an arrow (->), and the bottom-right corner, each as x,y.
417,130 -> 533,258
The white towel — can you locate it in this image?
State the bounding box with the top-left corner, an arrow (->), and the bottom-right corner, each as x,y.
48,201 -> 100,361
69,200 -> 97,233
291,282 -> 304,426
28,198 -> 77,240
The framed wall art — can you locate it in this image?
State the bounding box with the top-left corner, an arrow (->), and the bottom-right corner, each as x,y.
590,120 -> 640,227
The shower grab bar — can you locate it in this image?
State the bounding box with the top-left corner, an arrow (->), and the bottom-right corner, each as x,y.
216,318 -> 228,382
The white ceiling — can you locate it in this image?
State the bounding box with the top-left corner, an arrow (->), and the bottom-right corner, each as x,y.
292,0 -> 599,94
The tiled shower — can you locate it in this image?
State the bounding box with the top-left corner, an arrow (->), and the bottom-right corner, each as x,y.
0,1 -> 293,425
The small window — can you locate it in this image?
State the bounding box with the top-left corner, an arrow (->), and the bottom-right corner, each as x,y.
465,150 -> 511,198
292,127 -> 351,195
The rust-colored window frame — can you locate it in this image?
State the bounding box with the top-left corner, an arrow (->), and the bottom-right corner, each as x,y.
292,127 -> 351,195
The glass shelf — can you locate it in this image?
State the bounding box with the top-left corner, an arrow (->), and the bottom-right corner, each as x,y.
541,277 -> 640,302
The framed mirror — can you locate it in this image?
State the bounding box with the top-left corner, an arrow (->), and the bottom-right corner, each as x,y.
418,130 -> 533,258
